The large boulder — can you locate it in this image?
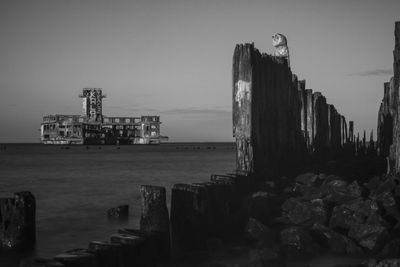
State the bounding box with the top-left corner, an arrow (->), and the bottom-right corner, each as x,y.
375,191 -> 400,224
329,204 -> 366,232
280,227 -> 319,258
244,218 -> 275,246
322,180 -> 363,205
377,238 -> 400,259
348,221 -> 389,252
245,192 -> 284,226
373,259 -> 400,267
248,246 -> 284,267
310,223 -> 363,255
281,198 -> 328,226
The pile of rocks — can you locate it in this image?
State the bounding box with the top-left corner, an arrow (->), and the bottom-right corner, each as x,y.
242,172 -> 400,267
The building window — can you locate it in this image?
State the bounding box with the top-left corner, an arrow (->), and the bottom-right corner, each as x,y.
125,118 -> 130,123
115,118 -> 120,123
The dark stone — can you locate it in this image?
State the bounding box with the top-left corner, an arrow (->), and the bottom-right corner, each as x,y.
295,173 -> 318,187
345,198 -> 379,217
0,191 -> 36,251
377,238 -> 400,259
245,191 -> 284,226
329,204 -> 366,232
322,180 -> 362,204
280,227 -> 319,258
375,191 -> 400,222
310,223 -> 363,255
374,259 -> 400,267
20,258 -> 65,267
244,217 -> 275,246
54,249 -> 96,267
106,205 -> 128,220
248,246 -> 284,267
281,198 -> 328,226
348,222 -> 389,252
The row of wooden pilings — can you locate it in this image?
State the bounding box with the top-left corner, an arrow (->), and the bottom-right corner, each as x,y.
2,172 -> 257,267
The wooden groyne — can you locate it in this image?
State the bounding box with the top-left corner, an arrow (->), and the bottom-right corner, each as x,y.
233,43 -> 355,178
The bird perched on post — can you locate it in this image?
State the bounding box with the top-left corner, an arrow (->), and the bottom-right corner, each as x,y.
272,33 -> 290,67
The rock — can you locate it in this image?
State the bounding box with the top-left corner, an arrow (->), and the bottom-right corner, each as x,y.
345,199 -> 379,217
329,204 -> 365,232
245,218 -> 275,246
322,180 -> 363,204
348,223 -> 389,252
365,176 -> 381,193
106,205 -> 129,220
0,191 -> 36,251
377,238 -> 400,259
375,191 -> 400,223
371,177 -> 395,197
281,198 -> 328,226
246,191 -> 284,225
374,259 -> 400,267
295,173 -> 318,186
249,246 -> 284,267
310,223 -> 363,255
280,227 -> 319,258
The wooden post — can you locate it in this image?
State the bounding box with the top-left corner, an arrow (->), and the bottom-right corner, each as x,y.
20,258 -> 65,267
87,241 -> 121,267
140,185 -> 170,260
0,191 -> 36,251
54,249 -> 96,267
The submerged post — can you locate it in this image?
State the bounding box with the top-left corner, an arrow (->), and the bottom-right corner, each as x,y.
0,191 -> 36,251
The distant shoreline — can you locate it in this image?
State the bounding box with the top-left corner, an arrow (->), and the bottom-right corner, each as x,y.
0,141 -> 235,145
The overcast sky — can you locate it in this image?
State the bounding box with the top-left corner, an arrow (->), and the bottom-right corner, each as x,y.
0,0 -> 398,142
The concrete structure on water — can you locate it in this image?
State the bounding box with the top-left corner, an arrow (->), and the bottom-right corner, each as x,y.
40,88 -> 168,145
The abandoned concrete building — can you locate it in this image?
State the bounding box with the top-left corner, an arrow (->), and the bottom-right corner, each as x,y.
40,88 -> 167,145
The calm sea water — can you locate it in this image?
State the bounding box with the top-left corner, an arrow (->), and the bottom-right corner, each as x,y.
0,143 -> 236,265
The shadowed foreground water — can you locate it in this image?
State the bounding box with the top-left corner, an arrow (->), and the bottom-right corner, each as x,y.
0,143 -> 235,264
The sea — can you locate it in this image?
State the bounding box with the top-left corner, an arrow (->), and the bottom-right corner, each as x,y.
0,142 -> 236,266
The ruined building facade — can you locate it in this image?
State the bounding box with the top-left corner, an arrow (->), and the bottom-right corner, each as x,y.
40,88 -> 166,145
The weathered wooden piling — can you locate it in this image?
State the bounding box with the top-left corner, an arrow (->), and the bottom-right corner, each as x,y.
233,43 -> 307,177
110,233 -> 144,266
140,185 -> 170,260
0,191 -> 36,251
106,205 -> 128,220
87,241 -> 121,267
298,80 -> 307,138
54,249 -> 97,267
20,258 -> 65,267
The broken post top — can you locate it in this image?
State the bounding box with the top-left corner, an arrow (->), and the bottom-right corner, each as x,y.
272,33 -> 290,67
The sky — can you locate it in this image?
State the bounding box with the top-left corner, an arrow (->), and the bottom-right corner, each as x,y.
0,0 -> 398,143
